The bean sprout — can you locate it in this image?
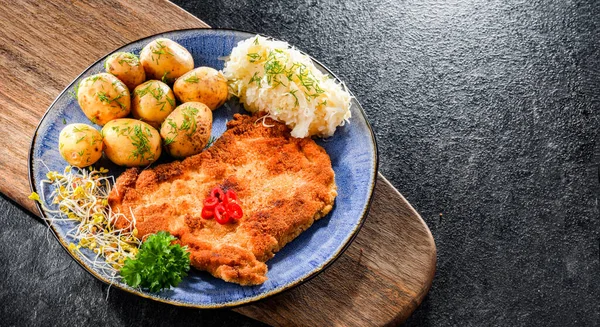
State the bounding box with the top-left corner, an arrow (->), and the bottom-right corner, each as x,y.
32,165 -> 140,283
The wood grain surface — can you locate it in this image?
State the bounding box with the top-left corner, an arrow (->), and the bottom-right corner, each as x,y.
0,1 -> 436,326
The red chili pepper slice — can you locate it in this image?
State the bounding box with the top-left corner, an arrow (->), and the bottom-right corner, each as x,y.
224,189 -> 238,204
214,203 -> 229,224
210,187 -> 224,200
201,206 -> 214,219
226,202 -> 243,220
203,196 -> 219,209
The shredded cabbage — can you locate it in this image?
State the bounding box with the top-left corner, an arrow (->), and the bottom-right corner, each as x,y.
223,35 -> 352,138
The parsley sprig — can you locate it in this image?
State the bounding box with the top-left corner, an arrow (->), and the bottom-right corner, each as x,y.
120,231 -> 190,292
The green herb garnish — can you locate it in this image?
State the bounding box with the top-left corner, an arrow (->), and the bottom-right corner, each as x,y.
247,53 -> 262,63
72,126 -> 89,133
87,75 -> 104,84
204,136 -> 216,149
69,82 -> 80,100
288,89 -> 299,106
167,119 -> 178,133
166,96 -> 175,107
164,137 -> 175,146
151,40 -> 174,65
129,124 -> 155,162
120,231 -> 190,293
97,91 -> 111,103
116,52 -> 140,66
179,106 -> 199,136
135,83 -> 153,97
97,91 -> 126,110
184,74 -> 199,83
249,72 -> 262,86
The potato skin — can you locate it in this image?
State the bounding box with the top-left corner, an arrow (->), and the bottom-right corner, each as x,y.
160,102 -> 212,159
102,119 -> 162,167
104,52 -> 146,90
131,80 -> 176,128
77,73 -> 131,126
173,67 -> 228,110
58,124 -> 103,167
139,38 -> 194,83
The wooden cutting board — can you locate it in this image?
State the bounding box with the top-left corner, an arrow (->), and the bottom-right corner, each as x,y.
0,1 -> 436,326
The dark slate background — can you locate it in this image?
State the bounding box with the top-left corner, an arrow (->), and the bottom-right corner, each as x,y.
1,0 -> 598,326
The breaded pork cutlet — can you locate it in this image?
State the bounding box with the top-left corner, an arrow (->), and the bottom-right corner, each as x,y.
108,114 -> 337,285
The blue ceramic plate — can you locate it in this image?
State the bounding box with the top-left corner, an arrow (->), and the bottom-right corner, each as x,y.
29,29 -> 378,308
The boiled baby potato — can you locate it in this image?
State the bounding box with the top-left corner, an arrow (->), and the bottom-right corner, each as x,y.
102,119 -> 162,167
140,38 -> 193,83
173,67 -> 228,110
77,73 -> 131,126
104,52 -> 146,90
58,124 -> 103,167
131,80 -> 176,129
160,102 -> 212,159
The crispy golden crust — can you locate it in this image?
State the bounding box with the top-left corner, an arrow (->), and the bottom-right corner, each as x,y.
108,114 -> 337,285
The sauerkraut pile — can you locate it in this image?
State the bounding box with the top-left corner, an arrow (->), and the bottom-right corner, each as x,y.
223,35 -> 351,138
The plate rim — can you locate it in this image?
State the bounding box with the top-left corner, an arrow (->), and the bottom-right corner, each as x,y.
28,27 -> 379,309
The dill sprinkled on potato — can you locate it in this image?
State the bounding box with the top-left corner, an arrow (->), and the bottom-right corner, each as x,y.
72,126 -> 89,133
136,83 -> 172,111
184,74 -> 199,83
97,91 -> 126,110
163,137 -> 175,146
179,106 -> 199,136
166,96 -> 175,107
151,40 -> 174,65
90,135 -> 101,145
135,83 -> 153,97
97,91 -> 111,103
167,119 -> 178,133
87,75 -> 104,84
129,124 -> 155,162
151,86 -> 165,101
117,53 -> 140,66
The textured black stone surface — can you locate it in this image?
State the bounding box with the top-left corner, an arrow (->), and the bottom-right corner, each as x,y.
1,0 -> 599,326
